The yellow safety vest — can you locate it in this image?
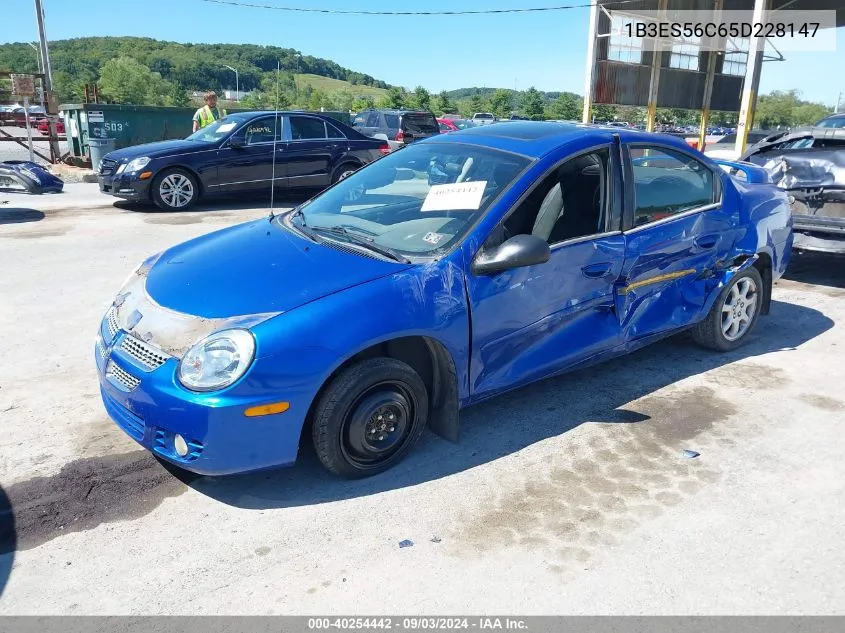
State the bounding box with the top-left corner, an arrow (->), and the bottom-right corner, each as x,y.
197,105 -> 226,128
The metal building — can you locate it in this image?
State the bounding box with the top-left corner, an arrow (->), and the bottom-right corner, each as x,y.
581,0 -> 845,156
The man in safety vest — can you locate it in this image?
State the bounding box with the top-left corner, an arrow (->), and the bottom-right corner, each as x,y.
192,91 -> 227,132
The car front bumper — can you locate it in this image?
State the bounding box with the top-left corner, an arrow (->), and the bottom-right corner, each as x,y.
95,316 -> 308,476
98,173 -> 151,201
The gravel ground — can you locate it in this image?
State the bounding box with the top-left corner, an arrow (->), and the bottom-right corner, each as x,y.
0,196 -> 843,615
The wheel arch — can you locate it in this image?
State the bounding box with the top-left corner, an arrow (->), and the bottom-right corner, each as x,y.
300,334 -> 461,449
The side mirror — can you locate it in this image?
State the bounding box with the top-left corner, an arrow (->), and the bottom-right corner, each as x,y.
228,134 -> 245,149
472,234 -> 551,276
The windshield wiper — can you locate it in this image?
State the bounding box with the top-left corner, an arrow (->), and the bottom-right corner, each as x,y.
309,225 -> 411,264
284,208 -> 320,242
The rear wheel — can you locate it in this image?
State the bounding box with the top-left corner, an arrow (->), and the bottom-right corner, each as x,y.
331,162 -> 360,184
152,168 -> 199,211
312,358 -> 428,478
692,266 -> 763,351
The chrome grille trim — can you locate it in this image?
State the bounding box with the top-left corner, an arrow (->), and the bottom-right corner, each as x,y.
120,335 -> 170,371
100,158 -> 118,175
106,307 -> 120,340
106,361 -> 140,392
96,337 -> 108,362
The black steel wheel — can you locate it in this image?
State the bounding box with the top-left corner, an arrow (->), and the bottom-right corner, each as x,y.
312,358 -> 428,478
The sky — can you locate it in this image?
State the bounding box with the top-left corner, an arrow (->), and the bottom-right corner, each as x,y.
1,0 -> 843,106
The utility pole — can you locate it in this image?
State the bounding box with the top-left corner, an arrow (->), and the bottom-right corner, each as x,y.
223,65 -> 239,102
836,92 -> 843,114
34,0 -> 60,163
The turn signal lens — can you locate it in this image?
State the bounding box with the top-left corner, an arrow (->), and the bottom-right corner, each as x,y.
139,171 -> 153,180
244,402 -> 290,417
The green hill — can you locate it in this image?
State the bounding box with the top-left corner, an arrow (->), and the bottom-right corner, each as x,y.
0,36 -> 391,104
294,74 -> 387,98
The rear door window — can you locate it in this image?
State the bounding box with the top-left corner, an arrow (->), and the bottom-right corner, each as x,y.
326,121 -> 346,139
402,113 -> 439,135
628,146 -> 718,227
290,116 -> 327,140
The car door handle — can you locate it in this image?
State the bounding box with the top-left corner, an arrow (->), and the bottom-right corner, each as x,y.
581,262 -> 613,279
694,234 -> 719,250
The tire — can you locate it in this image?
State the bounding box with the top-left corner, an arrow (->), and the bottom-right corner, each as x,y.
151,168 -> 199,211
312,358 -> 429,478
692,266 -> 764,352
331,162 -> 360,184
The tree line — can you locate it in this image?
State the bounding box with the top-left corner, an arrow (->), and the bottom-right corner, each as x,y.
0,37 -> 832,129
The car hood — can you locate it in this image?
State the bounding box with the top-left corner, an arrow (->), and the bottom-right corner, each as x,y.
143,218 -> 412,320
105,139 -> 210,161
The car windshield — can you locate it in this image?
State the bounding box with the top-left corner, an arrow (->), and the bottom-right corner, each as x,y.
185,116 -> 247,142
284,142 -> 531,257
455,120 -> 479,130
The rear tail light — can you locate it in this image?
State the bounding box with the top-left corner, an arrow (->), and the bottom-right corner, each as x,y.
395,129 -> 405,143
379,143 -> 391,155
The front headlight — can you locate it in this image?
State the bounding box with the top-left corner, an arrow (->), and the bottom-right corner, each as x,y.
126,157 -> 151,172
178,329 -> 255,392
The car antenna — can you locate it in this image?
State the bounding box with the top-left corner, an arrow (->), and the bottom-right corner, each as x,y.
269,60 -> 281,221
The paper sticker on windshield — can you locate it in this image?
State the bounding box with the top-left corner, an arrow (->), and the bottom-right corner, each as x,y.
422,232 -> 444,245
217,122 -> 236,133
421,181 -> 487,212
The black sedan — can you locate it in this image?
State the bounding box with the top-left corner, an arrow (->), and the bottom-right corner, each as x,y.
97,111 -> 390,211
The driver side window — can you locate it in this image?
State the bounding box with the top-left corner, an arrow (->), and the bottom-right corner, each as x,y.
243,116 -> 280,145
491,148 -> 612,247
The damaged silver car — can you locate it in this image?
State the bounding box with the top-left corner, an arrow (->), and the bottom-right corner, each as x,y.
741,127 -> 845,255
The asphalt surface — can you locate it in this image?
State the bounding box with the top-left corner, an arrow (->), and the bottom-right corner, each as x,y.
0,188 -> 843,614
0,125 -> 69,166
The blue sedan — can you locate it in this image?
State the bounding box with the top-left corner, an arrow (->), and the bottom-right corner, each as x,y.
97,111 -> 389,211
95,122 -> 793,478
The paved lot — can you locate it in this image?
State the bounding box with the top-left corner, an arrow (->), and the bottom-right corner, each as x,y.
0,125 -> 69,165
0,190 -> 844,614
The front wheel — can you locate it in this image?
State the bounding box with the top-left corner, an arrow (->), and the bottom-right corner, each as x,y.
692,266 -> 764,351
151,168 -> 199,211
312,358 -> 429,478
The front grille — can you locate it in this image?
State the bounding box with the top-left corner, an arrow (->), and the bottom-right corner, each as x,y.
106,360 -> 140,392
100,158 -> 118,175
120,335 -> 170,371
105,307 -> 120,340
96,336 -> 108,362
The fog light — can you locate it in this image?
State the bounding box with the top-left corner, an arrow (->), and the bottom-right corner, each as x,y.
174,434 -> 189,457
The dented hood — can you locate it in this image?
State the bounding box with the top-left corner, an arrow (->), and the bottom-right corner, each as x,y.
110,218 -> 411,356
145,218 -> 410,318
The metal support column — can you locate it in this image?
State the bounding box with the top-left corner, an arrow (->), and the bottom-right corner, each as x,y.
698,0 -> 724,152
34,0 -> 60,163
645,0 -> 669,132
734,0 -> 769,158
582,0 -> 600,124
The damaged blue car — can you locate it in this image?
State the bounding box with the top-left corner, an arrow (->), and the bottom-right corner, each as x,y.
95,123 -> 793,478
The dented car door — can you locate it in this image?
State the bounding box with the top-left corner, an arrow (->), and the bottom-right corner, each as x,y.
616,143 -> 737,343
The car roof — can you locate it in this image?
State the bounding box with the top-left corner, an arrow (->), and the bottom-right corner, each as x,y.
418,121 -> 695,159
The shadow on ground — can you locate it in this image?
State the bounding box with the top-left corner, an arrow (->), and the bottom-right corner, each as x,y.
114,191 -> 313,216
192,298 -> 833,510
782,252 -> 845,290
0,208 -> 45,225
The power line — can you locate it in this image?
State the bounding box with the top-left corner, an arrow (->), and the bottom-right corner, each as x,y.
200,0 -> 640,16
